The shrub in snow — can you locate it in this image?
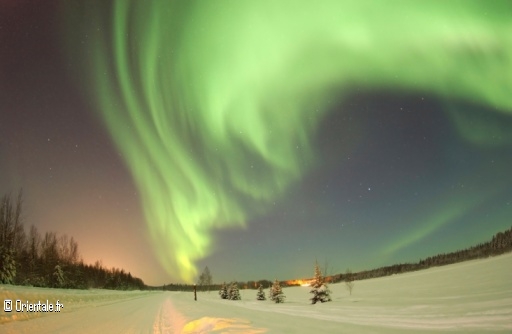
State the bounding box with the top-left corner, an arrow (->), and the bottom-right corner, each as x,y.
310,261 -> 332,304
256,284 -> 266,300
219,282 -> 228,299
270,279 -> 285,303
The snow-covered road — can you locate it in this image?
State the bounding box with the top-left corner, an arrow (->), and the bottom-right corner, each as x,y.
1,292 -> 168,333
1,253 -> 512,333
0,289 -> 270,334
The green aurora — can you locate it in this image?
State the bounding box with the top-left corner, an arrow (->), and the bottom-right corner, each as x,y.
68,0 -> 512,282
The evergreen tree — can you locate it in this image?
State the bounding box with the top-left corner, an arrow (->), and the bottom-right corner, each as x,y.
310,261 -> 331,304
0,192 -> 23,285
256,284 -> 266,300
0,246 -> 16,284
218,282 -> 228,299
70,263 -> 86,289
52,264 -> 65,288
270,279 -> 285,303
268,282 -> 274,302
345,268 -> 355,295
229,281 -> 241,300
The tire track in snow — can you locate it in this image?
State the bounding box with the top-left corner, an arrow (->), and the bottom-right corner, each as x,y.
152,297 -> 188,334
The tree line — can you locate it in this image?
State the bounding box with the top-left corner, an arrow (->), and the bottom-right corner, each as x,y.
0,191 -> 144,290
160,279 -> 279,292
330,225 -> 512,283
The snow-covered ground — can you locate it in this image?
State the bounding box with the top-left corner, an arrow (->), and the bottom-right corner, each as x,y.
1,253 -> 511,333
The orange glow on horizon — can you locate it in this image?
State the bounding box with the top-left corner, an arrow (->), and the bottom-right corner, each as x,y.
285,274 -> 335,287
285,278 -> 313,287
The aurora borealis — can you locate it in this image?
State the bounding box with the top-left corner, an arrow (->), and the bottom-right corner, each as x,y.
1,1 -> 511,284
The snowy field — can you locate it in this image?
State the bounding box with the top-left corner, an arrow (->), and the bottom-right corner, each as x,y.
1,253 -> 511,333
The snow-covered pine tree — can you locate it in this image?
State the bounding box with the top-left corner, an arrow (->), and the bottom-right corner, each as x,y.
219,282 -> 228,299
229,281 -> 241,300
310,261 -> 332,304
270,279 -> 285,303
256,284 -> 266,300
0,246 -> 16,284
52,264 -> 66,288
268,282 -> 274,302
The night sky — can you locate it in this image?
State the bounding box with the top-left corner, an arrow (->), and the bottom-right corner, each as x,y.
1,1 -> 511,285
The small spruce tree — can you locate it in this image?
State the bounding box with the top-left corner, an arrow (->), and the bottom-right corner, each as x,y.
270,279 -> 285,303
219,282 -> 228,299
229,281 -> 241,300
256,284 -> 266,300
310,261 -> 332,304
